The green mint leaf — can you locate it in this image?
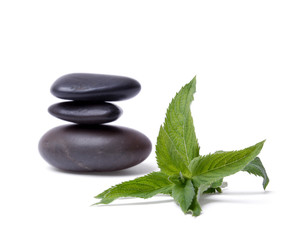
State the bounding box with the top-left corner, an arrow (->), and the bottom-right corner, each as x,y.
94,172 -> 174,204
156,76 -> 199,177
190,140 -> 265,187
172,179 -> 195,213
156,126 -> 191,176
187,192 -> 202,216
242,157 -> 269,190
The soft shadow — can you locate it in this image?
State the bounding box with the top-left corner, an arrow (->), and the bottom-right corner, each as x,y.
49,163 -> 158,177
93,199 -> 174,207
222,190 -> 273,196
198,190 -> 273,209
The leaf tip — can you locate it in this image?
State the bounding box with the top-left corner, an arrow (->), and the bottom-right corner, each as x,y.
256,139 -> 266,151
91,202 -> 101,206
191,75 -> 197,86
94,194 -> 102,199
263,177 -> 270,190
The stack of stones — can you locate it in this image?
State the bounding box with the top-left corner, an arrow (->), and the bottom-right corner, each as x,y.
39,73 -> 152,172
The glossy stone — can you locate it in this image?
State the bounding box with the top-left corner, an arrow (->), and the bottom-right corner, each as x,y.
38,125 -> 152,172
51,73 -> 141,101
48,101 -> 122,124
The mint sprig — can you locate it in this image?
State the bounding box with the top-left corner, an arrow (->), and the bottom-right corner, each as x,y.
94,77 -> 269,216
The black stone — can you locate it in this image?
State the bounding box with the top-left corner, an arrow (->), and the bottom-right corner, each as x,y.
38,125 -> 152,172
51,73 -> 141,101
48,101 -> 122,125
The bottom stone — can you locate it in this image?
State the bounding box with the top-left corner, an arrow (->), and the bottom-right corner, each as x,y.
38,124 -> 152,172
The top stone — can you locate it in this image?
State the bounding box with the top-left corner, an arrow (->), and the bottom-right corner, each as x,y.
51,73 -> 141,101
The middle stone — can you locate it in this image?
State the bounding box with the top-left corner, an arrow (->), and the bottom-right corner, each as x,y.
48,101 -> 122,125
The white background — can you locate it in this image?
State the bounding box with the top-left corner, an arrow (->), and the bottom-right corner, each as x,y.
1,0 -> 301,239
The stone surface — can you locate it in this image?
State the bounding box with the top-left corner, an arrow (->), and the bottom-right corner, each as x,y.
38,125 -> 152,172
48,101 -> 122,124
51,73 -> 141,101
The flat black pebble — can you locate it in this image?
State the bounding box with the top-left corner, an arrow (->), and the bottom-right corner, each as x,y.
48,101 -> 122,124
51,73 -> 141,101
38,125 -> 152,172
